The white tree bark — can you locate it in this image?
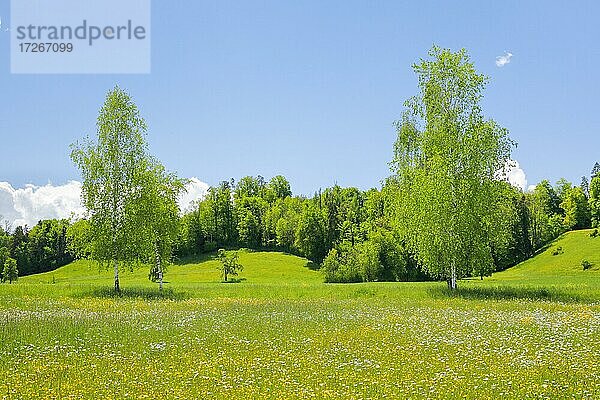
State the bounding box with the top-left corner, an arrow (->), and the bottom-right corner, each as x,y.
155,241 -> 163,291
450,261 -> 457,290
114,260 -> 120,293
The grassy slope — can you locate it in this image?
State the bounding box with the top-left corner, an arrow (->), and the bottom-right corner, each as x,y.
14,229 -> 600,301
19,251 -> 322,286
494,229 -> 600,278
2,234 -> 600,398
445,229 -> 600,303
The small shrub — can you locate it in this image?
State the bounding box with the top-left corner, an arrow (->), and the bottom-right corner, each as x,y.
217,249 -> 243,282
582,259 -> 592,270
590,229 -> 599,238
2,257 -> 18,284
552,247 -> 563,256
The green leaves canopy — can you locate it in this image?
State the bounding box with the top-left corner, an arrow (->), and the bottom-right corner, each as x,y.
391,46 -> 514,286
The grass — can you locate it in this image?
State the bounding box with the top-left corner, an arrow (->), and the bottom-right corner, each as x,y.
1,235 -> 599,399
477,229 -> 600,302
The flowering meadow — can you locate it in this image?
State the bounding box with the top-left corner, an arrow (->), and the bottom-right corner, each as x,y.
0,251 -> 598,399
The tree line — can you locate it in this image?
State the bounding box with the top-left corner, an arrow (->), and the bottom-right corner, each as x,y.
2,162 -> 598,284
2,46 -> 599,290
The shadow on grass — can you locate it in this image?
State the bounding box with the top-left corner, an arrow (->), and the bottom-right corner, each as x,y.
221,277 -> 246,284
83,286 -> 189,300
305,261 -> 321,271
429,285 -> 590,303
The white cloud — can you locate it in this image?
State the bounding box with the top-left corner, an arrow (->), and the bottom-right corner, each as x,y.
495,51 -> 513,67
0,177 -> 209,229
502,160 -> 527,191
178,177 -> 209,212
0,181 -> 85,228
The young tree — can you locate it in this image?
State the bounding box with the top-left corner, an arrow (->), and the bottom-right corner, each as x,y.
581,176 -> 590,198
217,249 -> 243,282
66,219 -> 93,260
71,87 -> 150,293
266,175 -> 292,202
0,228 -> 10,275
391,46 -> 513,290
592,162 -> 600,179
555,178 -> 573,203
562,187 -> 592,230
137,162 -> 186,290
295,202 -> 328,263
590,176 -> 600,228
2,257 -> 18,283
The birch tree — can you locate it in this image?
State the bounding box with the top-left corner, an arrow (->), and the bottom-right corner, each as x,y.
71,87 -> 149,293
391,46 -> 513,290
137,162 -> 186,290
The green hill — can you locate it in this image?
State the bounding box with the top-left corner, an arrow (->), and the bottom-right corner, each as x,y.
19,250 -> 321,288
14,230 -> 600,302
493,229 -> 600,278
472,229 -> 600,300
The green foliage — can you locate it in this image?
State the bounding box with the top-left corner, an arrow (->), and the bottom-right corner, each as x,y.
134,162 -> 186,287
2,257 -> 18,283
236,196 -> 268,248
266,175 -> 292,202
555,178 -> 573,203
217,249 -> 244,282
323,230 -> 418,283
24,219 -> 72,275
581,259 -> 592,270
589,176 -> 600,228
234,175 -> 266,200
489,182 -> 532,270
391,46 -> 513,289
66,219 -> 92,260
70,87 -> 183,292
295,203 -> 328,263
561,186 -> 591,230
71,87 -> 151,292
591,162 -> 600,179
526,182 -> 566,250
322,247 -> 362,283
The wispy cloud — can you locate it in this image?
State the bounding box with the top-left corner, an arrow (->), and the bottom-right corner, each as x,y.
0,178 -> 209,229
495,51 -> 513,67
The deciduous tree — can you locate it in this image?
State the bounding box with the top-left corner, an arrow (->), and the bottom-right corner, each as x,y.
2,257 -> 18,283
71,87 -> 151,293
561,187 -> 591,230
217,249 -> 243,282
391,46 -> 513,290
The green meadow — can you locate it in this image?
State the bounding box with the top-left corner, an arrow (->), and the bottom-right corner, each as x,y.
1,231 -> 599,399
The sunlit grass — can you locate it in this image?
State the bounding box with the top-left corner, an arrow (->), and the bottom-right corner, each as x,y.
1,242 -> 599,399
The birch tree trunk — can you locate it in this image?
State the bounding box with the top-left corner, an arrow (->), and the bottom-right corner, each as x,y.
114,260 -> 120,293
154,241 -> 163,291
450,261 -> 457,290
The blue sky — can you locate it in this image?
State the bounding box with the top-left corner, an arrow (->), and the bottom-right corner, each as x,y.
1,0 -> 599,200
